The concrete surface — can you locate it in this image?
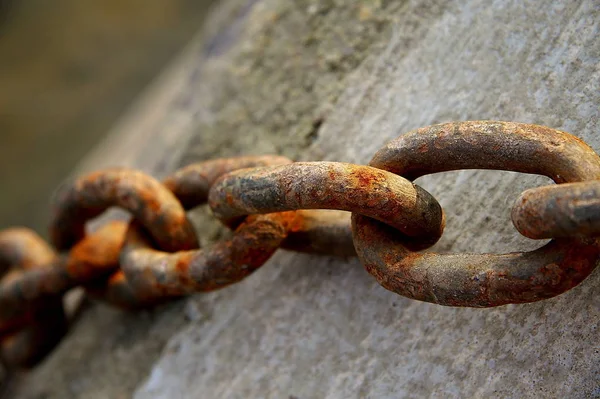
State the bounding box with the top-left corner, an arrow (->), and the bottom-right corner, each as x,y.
10,0 -> 600,398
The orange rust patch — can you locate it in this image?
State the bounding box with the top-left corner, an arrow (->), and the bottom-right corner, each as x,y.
328,169 -> 338,181
350,168 -> 384,188
175,253 -> 192,276
108,270 -> 127,284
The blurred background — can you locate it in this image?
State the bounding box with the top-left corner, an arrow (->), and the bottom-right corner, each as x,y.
0,0 -> 213,234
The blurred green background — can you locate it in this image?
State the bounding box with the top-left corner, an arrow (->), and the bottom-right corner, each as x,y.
0,0 -> 212,234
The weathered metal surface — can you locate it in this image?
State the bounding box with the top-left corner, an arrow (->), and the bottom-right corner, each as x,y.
163,155 -> 292,209
281,210 -> 356,257
115,157 -> 303,303
369,121 -> 600,182
84,270 -> 143,310
0,220 -> 129,368
353,215 -> 600,307
0,265 -> 65,335
65,221 -> 128,284
165,156 -> 359,257
90,156 -> 295,306
354,121 -> 600,307
209,162 -> 445,251
0,229 -> 56,273
49,168 -> 198,252
512,180 -> 600,239
0,228 -> 66,367
86,213 -> 300,308
0,222 -> 128,315
0,228 -> 60,329
119,212 -> 299,301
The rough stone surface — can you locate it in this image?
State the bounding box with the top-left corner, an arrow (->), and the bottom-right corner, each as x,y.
11,0 -> 600,398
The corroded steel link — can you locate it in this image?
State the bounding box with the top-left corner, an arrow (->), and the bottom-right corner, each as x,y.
281,210 -> 356,257
369,121 -> 600,182
163,155 -> 292,209
0,228 -> 66,367
354,121 -> 600,307
208,162 -> 445,251
0,228 -> 61,330
0,221 -> 127,318
0,222 -> 128,366
0,265 -> 64,334
83,157 -> 357,306
0,228 -> 55,272
64,221 -> 128,283
112,156 -> 300,304
118,212 -> 298,301
86,156 -> 294,307
352,216 -> 600,307
49,168 -> 198,252
85,270 -> 144,310
512,180 -> 600,239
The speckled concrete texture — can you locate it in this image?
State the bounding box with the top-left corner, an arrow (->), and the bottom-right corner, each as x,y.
12,0 -> 600,398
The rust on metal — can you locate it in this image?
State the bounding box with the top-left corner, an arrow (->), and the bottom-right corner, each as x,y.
0,228 -> 56,273
85,270 -> 147,310
0,222 -> 127,323
0,121 -> 599,366
119,212 -> 299,299
65,221 -> 128,282
49,168 -> 198,252
169,158 -> 362,257
355,121 -> 600,307
281,210 -> 356,257
352,215 -> 600,307
0,228 -> 66,367
512,180 -> 600,239
96,156 -> 296,305
209,162 -> 445,251
370,120 -> 600,182
0,228 -> 59,331
163,155 -> 292,209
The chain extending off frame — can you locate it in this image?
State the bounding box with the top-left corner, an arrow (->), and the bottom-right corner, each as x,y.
0,121 -> 598,369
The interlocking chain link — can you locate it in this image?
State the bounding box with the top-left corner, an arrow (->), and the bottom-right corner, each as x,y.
0,229 -> 66,367
354,121 -> 600,307
0,121 -> 599,369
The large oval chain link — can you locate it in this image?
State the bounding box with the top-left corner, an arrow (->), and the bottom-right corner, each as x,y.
353,121 -> 600,307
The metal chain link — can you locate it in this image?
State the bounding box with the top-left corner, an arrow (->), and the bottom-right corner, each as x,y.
0,121 -> 598,369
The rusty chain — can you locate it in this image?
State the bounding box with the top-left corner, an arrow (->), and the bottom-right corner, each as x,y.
0,121 -> 599,369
